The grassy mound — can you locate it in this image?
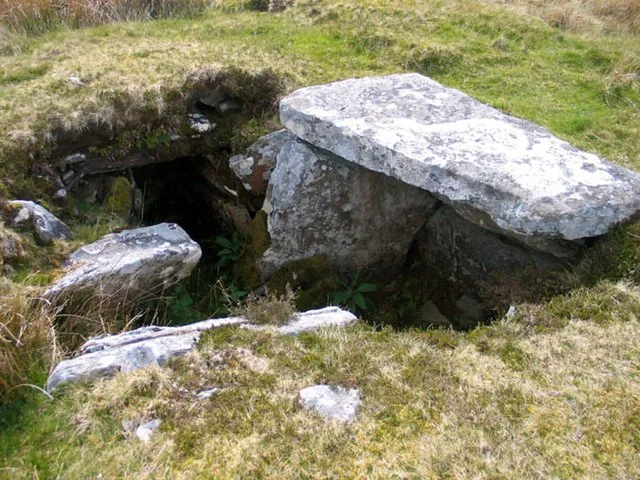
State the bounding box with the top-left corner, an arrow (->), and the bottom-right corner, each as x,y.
0,0 -> 639,477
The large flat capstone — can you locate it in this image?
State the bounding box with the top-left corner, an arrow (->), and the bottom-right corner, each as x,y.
280,73 -> 640,241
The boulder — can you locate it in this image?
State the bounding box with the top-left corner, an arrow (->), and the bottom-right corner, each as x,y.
229,130 -> 291,196
298,385 -> 361,423
43,223 -> 201,306
259,133 -> 439,277
280,73 -> 640,246
8,200 -> 73,244
46,307 -> 357,393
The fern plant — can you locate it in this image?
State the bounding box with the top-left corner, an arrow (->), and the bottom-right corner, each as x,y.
215,231 -> 244,270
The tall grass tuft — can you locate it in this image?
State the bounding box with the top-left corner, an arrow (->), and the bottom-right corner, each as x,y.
522,0 -> 640,33
0,278 -> 59,404
0,0 -> 212,36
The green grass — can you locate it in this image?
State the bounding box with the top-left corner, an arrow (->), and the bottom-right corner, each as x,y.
1,307 -> 639,478
0,0 -> 638,200
1,0 -> 640,477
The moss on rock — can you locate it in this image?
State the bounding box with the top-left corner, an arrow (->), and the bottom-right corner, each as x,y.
104,177 -> 132,219
266,255 -> 338,311
235,210 -> 270,290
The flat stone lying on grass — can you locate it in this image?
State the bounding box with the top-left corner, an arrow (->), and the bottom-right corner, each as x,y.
196,388 -> 222,400
43,223 -> 202,307
8,200 -> 73,244
280,73 -> 640,243
299,385 -> 361,423
46,307 -> 357,393
277,306 -> 358,335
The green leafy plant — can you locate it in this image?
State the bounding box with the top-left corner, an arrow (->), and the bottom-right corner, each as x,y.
331,273 -> 377,316
215,231 -> 244,270
166,284 -> 195,325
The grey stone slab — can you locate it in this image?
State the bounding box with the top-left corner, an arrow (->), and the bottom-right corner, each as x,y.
280,73 -> 640,241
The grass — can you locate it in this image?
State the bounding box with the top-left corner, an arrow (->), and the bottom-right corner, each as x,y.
0,278 -> 58,404
0,0 -> 639,477
0,0 -> 211,36
1,300 -> 639,478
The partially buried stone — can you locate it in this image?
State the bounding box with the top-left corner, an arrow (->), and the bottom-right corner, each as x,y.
8,200 -> 73,244
299,385 -> 360,423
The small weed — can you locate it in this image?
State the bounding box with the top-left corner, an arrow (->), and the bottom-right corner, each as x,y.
215,231 -> 244,271
231,285 -> 296,325
331,273 -> 376,316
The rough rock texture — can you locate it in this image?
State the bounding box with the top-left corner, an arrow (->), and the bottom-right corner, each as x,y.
260,134 -> 439,277
298,385 -> 361,423
229,130 -> 291,195
47,317 -> 245,392
415,205 -> 564,327
43,223 -> 201,306
280,73 -> 640,244
277,306 -> 357,335
8,200 -> 73,244
47,307 -> 357,393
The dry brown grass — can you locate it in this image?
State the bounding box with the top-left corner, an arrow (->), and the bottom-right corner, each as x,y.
0,278 -> 59,402
0,0 -> 212,35
488,0 -> 640,33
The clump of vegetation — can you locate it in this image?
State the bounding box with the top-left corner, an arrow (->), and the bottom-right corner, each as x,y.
231,285 -> 296,325
495,0 -> 640,33
215,231 -> 244,271
0,279 -> 58,404
331,273 -> 377,316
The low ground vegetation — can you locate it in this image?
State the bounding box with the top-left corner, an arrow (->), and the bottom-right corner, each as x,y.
0,0 -> 639,477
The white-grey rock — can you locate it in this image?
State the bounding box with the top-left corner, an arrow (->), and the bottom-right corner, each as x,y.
43,223 -> 201,305
46,307 -> 355,393
136,419 -> 161,443
260,134 -> 438,277
229,130 -> 292,195
196,388 -> 222,400
299,385 -> 360,423
278,306 -> 357,335
63,153 -> 87,165
188,111 -> 215,134
280,73 -> 640,241
46,317 -> 245,393
8,200 -> 73,244
67,76 -> 86,87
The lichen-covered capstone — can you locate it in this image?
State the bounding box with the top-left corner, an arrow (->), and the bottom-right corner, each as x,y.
280,73 -> 640,242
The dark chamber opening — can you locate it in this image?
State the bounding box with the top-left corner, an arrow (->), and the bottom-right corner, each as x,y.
132,156 -> 236,247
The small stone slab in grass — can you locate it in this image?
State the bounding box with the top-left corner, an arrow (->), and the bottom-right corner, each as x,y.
46,307 -> 357,393
277,306 -> 358,335
46,317 -> 246,393
280,73 -> 640,241
299,385 -> 361,423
